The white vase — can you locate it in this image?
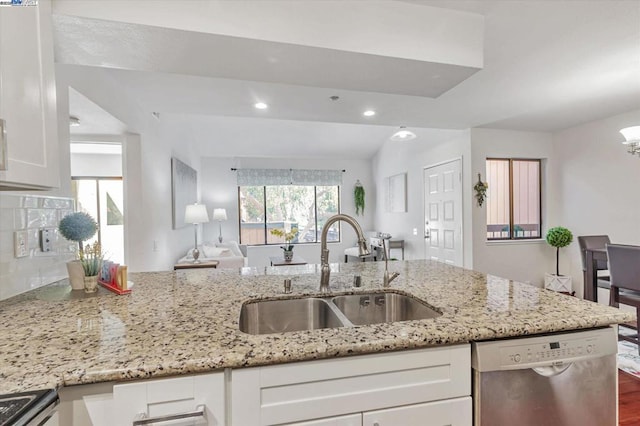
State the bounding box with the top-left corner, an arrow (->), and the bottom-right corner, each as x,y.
544,273 -> 572,293
67,260 -> 85,290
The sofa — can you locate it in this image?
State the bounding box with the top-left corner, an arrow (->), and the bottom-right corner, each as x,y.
177,241 -> 248,269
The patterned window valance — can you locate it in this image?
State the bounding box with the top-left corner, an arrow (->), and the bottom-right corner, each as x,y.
236,169 -> 343,186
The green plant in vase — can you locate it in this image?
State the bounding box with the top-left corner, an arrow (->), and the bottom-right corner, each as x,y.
546,226 -> 573,276
270,227 -> 298,261
79,242 -> 104,293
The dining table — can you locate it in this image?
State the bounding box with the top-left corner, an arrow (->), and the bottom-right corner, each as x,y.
584,247 -> 608,302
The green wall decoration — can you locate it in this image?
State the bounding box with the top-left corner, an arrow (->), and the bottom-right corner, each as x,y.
474,173 -> 489,207
354,180 -> 365,216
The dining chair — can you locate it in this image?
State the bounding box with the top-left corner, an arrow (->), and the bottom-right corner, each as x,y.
578,235 -> 611,289
606,243 -> 640,353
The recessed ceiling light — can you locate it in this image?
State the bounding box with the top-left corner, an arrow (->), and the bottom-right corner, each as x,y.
69,116 -> 80,127
363,110 -> 376,117
254,102 -> 268,110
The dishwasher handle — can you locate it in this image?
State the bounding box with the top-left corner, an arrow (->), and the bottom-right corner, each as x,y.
133,404 -> 206,425
532,363 -> 573,377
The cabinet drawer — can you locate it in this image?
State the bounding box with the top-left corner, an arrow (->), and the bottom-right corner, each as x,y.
232,344 -> 470,425
362,396 -> 472,426
113,372 -> 225,425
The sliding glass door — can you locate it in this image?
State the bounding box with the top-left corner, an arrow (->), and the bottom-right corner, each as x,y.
72,177 -> 124,264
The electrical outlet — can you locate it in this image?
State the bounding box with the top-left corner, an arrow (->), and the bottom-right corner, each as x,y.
40,227 -> 54,252
413,228 -> 418,236
14,230 -> 28,258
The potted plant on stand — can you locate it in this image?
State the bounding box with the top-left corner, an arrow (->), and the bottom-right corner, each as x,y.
58,212 -> 98,290
270,227 -> 298,261
545,226 -> 574,293
80,242 -> 103,293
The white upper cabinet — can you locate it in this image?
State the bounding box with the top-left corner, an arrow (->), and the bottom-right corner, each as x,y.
0,0 -> 59,190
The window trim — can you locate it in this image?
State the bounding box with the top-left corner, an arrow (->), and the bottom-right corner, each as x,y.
486,158 -> 542,241
237,185 -> 341,246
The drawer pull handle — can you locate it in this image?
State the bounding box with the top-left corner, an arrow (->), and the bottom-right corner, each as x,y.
133,404 -> 206,425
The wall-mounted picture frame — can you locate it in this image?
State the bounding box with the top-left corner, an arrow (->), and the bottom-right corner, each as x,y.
386,172 -> 407,213
171,157 -> 197,229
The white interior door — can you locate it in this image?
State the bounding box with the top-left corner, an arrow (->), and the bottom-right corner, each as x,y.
424,159 -> 463,266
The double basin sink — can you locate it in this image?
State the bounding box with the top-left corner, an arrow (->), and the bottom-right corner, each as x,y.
239,291 -> 442,335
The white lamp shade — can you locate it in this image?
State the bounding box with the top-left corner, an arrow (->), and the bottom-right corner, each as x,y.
620,126 -> 640,144
213,208 -> 228,221
184,203 -> 209,224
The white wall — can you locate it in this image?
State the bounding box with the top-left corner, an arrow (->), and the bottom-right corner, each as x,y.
70,153 -> 122,177
57,64 -> 201,272
200,156 -> 374,267
371,129 -> 473,267
552,109 -> 640,298
470,128 -> 556,286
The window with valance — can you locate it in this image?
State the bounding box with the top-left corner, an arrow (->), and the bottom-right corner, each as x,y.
236,169 -> 343,246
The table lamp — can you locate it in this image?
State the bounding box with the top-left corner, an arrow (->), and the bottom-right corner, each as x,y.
213,208 -> 227,243
185,203 -> 209,263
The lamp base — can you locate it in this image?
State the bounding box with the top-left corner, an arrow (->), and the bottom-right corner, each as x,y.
192,248 -> 201,264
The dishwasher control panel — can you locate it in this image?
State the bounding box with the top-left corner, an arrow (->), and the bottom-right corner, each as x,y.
472,327 -> 618,371
500,335 -> 599,366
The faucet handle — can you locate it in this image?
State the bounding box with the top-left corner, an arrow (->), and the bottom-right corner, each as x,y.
353,274 -> 362,287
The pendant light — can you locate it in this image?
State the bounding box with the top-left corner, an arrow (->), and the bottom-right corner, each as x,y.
390,126 -> 416,142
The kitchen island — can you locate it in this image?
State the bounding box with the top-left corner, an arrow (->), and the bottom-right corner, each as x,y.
0,260 -> 634,424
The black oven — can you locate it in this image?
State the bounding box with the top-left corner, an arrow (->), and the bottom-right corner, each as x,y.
0,389 -> 58,426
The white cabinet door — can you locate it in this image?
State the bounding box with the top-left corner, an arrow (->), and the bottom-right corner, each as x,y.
0,0 -> 59,190
232,344 -> 470,425
113,372 -> 225,425
362,396 -> 472,426
285,413 -> 362,426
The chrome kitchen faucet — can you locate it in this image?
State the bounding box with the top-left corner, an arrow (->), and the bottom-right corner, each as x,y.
320,214 -> 370,292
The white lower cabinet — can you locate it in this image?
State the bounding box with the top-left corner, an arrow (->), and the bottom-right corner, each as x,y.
231,344 -> 471,426
112,372 -> 225,425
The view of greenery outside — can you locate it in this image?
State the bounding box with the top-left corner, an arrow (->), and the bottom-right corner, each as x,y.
239,185 -> 340,245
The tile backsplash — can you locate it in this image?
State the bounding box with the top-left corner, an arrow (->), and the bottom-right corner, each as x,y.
0,194 -> 75,300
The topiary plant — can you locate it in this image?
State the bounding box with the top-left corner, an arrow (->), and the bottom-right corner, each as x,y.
546,226 -> 573,276
58,211 -> 98,253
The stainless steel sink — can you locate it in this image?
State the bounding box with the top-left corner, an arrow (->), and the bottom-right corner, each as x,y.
239,298 -> 344,335
332,292 -> 441,325
239,291 -> 441,335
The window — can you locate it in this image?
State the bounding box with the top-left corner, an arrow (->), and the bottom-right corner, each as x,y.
239,185 -> 340,245
486,159 -> 541,240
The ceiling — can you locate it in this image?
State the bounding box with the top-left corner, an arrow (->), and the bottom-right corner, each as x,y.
56,0 -> 640,159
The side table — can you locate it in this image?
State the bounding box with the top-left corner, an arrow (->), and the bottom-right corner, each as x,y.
174,260 -> 219,270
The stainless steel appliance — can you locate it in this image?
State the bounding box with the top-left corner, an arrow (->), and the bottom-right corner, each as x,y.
472,327 -> 618,426
0,389 -> 58,426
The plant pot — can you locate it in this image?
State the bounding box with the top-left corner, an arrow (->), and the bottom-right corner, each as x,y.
544,273 -> 572,293
283,250 -> 294,262
67,260 -> 85,290
84,275 -> 99,293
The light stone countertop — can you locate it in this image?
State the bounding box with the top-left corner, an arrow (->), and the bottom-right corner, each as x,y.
0,260 -> 634,394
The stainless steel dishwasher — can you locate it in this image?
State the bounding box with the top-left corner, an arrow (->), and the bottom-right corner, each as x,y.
472,327 -> 618,426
